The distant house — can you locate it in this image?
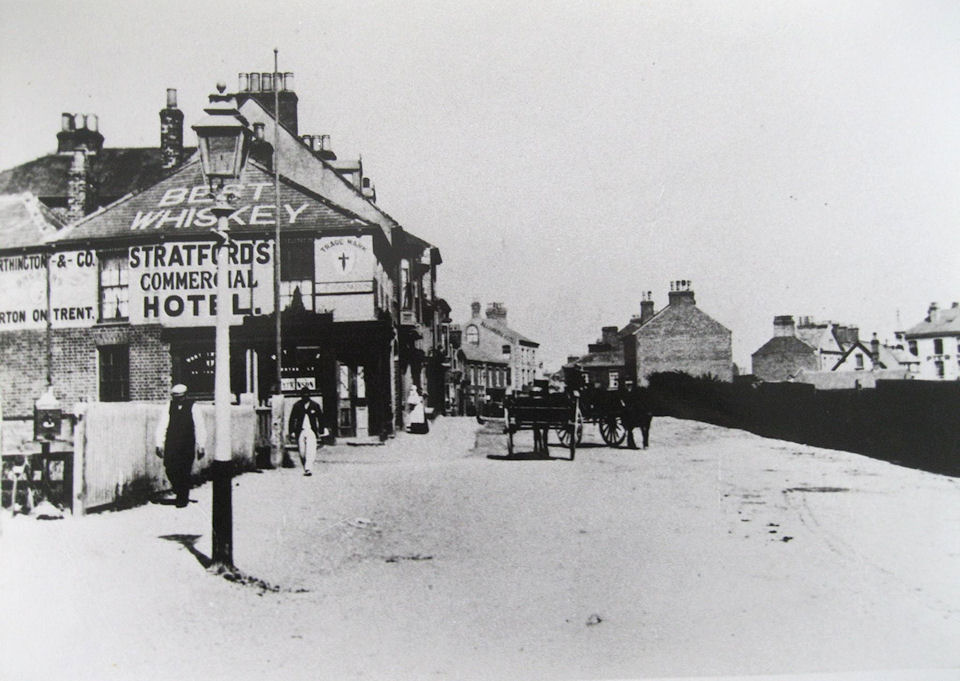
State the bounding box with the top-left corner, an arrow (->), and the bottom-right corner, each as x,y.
902,302 -> 960,380
449,301 -> 540,413
752,315 -> 861,382
566,282 -> 733,388
626,281 -> 733,384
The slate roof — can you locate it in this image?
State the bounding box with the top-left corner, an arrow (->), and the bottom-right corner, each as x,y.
904,306 -> 960,338
751,335 -> 815,358
459,344 -> 509,365
569,347 -> 624,368
0,148 -> 195,205
480,316 -> 538,346
0,193 -> 65,249
53,158 -> 373,245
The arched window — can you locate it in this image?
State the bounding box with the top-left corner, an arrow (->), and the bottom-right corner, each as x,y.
465,324 -> 479,345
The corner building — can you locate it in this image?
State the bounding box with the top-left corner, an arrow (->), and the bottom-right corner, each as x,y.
0,77 -> 444,440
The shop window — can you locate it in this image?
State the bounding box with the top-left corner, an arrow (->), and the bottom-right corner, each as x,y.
281,238 -> 314,310
465,325 -> 479,345
99,253 -> 129,321
99,345 -> 129,402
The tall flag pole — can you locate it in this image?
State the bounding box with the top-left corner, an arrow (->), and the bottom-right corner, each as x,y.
273,48 -> 283,395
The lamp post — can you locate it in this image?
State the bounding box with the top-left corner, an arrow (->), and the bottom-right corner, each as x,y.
192,83 -> 251,570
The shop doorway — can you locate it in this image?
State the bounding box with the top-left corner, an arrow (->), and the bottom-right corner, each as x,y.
337,363 -> 369,438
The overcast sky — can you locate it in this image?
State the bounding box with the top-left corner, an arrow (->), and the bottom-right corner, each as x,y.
1,0 -> 958,370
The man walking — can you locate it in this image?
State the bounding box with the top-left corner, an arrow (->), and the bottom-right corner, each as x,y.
155,384 -> 206,507
288,387 -> 324,476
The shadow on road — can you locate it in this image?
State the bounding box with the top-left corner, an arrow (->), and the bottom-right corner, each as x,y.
159,534 -> 211,568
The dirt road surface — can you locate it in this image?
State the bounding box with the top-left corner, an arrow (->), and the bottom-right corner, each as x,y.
1,416 -> 958,681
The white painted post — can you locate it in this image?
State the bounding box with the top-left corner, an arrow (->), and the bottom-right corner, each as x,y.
71,403 -> 86,516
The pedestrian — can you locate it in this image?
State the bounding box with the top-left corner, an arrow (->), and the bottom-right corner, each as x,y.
288,387 -> 324,476
622,384 -> 653,450
155,384 -> 206,507
407,385 -> 429,434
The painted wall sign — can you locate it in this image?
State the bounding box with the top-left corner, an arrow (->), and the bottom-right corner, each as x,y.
129,183 -> 311,232
316,236 -> 373,282
0,251 -> 99,331
128,240 -> 275,327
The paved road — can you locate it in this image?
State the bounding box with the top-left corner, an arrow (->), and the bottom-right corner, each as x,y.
1,416 -> 958,681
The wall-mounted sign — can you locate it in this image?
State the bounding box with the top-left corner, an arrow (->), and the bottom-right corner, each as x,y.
281,377 -> 316,392
0,251 -> 99,331
316,236 -> 373,283
128,240 -> 275,327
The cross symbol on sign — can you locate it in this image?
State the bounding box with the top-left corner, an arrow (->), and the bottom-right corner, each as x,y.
336,250 -> 355,274
338,253 -> 349,270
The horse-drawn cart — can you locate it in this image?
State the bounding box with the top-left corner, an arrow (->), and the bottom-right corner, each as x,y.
503,392 -> 580,460
555,388 -> 626,447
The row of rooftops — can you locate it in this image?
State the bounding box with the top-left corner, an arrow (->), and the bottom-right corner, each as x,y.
0,70 -> 415,253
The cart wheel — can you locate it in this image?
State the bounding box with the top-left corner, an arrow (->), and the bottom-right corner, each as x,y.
555,423 -> 583,446
599,417 -> 626,446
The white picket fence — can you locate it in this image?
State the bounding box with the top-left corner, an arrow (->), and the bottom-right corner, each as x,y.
72,402 -> 256,514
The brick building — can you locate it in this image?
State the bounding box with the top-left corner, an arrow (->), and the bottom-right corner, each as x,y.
449,301 -> 539,411
566,282 -> 733,388
751,315 -> 861,382
0,74 -> 445,440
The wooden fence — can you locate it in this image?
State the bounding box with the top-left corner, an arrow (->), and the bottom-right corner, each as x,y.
73,402 -> 257,513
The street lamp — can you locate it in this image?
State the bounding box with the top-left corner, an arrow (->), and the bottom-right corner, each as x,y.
192,83 -> 251,570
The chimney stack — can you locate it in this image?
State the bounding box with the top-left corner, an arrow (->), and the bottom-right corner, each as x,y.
601,326 -> 618,347
66,150 -> 90,223
470,301 -> 481,317
667,279 -> 696,306
159,88 -> 184,170
773,315 -> 796,337
57,112 -> 104,155
236,70 -> 299,135
361,176 -> 376,202
317,134 -> 337,161
870,333 -> 880,362
639,290 -> 655,324
928,302 -> 940,323
249,122 -> 273,169
485,302 -> 507,320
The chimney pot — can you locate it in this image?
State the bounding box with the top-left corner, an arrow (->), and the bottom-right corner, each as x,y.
166,88 -> 178,108
74,113 -> 86,130
362,177 -> 371,188
249,72 -> 261,91
261,72 -> 273,91
253,122 -> 265,140
86,113 -> 98,132
284,72 -> 294,91
61,113 -> 74,132
321,134 -> 331,151
238,72 -> 249,92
